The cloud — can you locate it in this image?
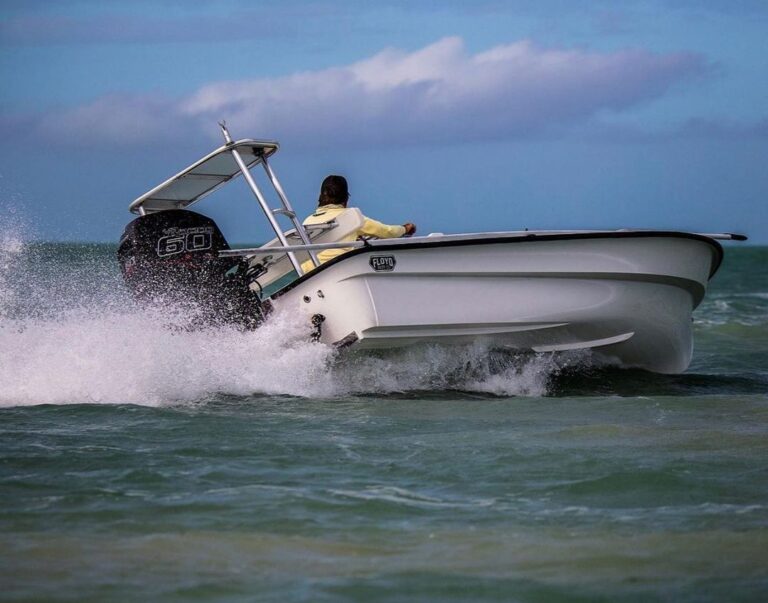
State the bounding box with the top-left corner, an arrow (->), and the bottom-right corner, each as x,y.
15,37 -> 709,148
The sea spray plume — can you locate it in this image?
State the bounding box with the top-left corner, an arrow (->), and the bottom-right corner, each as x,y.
331,344 -> 596,397
463,349 -> 595,397
0,240 -> 337,406
0,228 -> 24,318
0,196 -> 30,318
0,306 -> 338,407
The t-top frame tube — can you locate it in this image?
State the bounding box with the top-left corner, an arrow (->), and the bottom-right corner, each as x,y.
261,157 -> 320,268
220,123 -> 304,275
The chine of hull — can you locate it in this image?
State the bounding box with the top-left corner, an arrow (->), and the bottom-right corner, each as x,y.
273,234 -> 720,374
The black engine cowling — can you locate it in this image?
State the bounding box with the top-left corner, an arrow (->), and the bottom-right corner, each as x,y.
117,209 -> 265,328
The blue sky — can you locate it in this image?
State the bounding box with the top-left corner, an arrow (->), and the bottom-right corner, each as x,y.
0,0 -> 766,243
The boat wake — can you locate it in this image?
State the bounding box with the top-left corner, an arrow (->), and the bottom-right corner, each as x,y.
0,237 -> 587,407
0,305 -> 586,406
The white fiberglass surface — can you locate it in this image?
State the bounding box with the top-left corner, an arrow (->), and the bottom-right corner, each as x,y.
133,142 -> 276,212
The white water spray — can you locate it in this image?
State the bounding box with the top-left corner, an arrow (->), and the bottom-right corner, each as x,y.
0,228 -> 584,407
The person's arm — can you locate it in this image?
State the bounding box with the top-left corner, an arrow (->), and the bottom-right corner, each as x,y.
360,217 -> 407,239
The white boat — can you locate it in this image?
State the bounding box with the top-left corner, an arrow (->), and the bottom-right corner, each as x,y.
119,125 -> 746,374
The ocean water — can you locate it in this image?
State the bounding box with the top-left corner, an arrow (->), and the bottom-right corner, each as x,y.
0,239 -> 766,602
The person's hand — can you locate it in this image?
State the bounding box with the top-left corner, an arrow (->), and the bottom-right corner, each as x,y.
403,223 -> 417,236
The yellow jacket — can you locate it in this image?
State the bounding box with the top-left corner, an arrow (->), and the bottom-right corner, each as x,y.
301,204 -> 406,272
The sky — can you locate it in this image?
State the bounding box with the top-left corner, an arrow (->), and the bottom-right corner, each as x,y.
0,0 -> 766,243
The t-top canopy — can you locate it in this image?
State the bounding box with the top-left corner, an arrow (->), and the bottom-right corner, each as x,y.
129,139 -> 279,214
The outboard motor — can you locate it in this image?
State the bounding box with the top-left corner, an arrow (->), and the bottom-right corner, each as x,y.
117,209 -> 265,329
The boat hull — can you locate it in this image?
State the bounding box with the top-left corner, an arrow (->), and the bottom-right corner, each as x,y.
273,233 -> 721,374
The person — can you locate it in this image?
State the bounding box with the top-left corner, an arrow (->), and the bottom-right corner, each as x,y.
300,175 -> 416,272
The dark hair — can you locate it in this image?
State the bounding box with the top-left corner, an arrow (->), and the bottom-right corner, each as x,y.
318,175 -> 349,207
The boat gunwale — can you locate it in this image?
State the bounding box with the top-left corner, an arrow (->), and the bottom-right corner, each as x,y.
269,230 -> 724,300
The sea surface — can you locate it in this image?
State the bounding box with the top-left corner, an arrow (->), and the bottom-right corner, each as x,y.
0,240 -> 766,602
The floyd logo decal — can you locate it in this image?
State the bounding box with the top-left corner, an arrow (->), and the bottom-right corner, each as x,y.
369,255 -> 396,272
